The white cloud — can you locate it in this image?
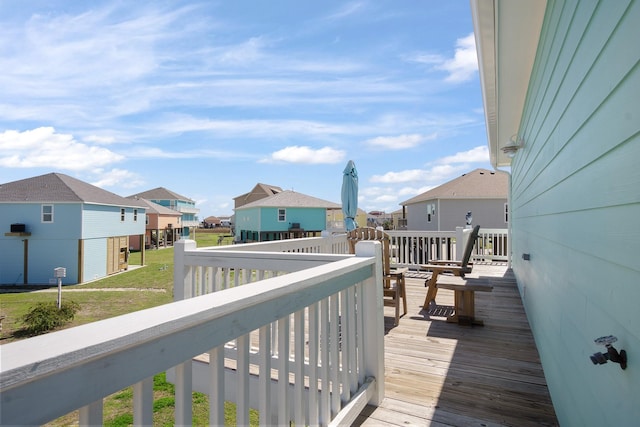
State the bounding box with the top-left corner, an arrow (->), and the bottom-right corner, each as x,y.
83,135 -> 117,145
219,37 -> 268,64
437,33 -> 478,83
264,146 -> 346,164
437,145 -> 488,164
325,2 -> 365,21
404,33 -> 478,83
91,168 -> 145,188
0,127 -> 123,171
369,146 -> 487,185
365,133 -> 435,150
370,169 -> 430,184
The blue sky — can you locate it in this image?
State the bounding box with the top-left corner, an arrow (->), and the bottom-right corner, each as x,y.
0,1 -> 490,217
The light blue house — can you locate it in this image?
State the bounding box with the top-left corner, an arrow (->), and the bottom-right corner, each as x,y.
0,173 -> 146,285
234,190 -> 340,242
129,187 -> 199,238
473,0 -> 640,425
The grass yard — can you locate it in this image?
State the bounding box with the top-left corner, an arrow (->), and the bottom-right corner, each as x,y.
0,230 -> 256,426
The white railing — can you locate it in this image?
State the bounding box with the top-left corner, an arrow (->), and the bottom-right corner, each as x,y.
0,228 -> 508,426
387,227 -> 509,266
0,241 -> 385,427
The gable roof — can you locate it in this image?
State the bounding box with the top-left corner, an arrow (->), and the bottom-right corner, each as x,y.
0,173 -> 146,208
233,183 -> 283,201
401,169 -> 508,205
127,197 -> 181,215
236,190 -> 340,210
129,187 -> 193,202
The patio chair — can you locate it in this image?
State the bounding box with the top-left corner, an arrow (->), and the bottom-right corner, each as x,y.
347,227 -> 408,325
421,224 -> 480,309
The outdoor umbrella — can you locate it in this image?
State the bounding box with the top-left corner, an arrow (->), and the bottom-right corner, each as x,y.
341,160 -> 359,231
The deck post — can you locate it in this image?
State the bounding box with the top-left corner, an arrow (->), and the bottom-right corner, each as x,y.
355,241 -> 385,405
174,239 -> 196,301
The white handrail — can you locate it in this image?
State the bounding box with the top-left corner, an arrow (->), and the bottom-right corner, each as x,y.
1,244 -> 384,426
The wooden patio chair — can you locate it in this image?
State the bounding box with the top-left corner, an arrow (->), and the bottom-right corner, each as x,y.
347,227 -> 408,325
421,224 -> 480,309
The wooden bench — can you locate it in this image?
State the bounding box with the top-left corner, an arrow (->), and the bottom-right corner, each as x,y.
433,276 -> 493,326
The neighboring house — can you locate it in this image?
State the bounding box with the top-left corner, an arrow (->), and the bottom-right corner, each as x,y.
233,183 -> 283,210
400,168 -> 508,231
0,173 -> 146,285
367,211 -> 393,228
325,208 -> 368,232
391,209 -> 404,230
473,1 -> 639,425
218,216 -> 232,228
129,187 -> 199,237
202,216 -> 220,228
127,197 -> 181,250
234,190 -> 340,242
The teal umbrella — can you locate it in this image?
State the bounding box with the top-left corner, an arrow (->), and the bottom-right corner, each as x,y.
341,160 -> 358,231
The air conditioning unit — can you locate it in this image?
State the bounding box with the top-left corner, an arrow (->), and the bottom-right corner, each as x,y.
11,223 -> 26,233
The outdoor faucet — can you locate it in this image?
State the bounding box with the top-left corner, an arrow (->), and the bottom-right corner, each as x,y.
590,335 -> 627,370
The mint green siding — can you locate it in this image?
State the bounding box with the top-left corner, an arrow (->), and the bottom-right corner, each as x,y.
259,207 -> 326,231
235,207 -> 327,241
512,1 -> 640,425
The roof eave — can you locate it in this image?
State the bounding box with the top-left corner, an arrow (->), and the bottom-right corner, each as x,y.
471,0 -> 547,168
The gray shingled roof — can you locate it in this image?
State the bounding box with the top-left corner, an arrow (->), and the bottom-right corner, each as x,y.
127,197 -> 181,215
236,190 -> 340,210
0,173 -> 146,207
129,187 -> 193,202
401,169 -> 508,205
233,183 -> 283,201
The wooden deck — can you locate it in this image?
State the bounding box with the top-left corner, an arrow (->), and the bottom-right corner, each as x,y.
356,264 -> 558,427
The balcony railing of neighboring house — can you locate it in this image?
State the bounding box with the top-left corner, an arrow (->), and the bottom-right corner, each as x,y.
174,205 -> 200,215
0,239 -> 385,427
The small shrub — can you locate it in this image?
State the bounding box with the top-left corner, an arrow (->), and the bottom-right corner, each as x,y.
22,300 -> 80,335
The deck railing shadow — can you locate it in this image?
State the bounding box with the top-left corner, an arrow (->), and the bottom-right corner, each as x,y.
421,268 -> 558,426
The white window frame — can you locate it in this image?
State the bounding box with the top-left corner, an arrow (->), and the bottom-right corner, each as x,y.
278,208 -> 286,222
426,203 -> 436,222
133,209 -> 138,222
504,203 -> 509,223
42,204 -> 54,223
120,208 -> 126,222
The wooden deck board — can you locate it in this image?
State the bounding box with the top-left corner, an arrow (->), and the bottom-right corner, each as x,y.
356,264 -> 558,427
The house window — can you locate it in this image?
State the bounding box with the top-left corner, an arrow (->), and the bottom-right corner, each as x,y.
42,204 -> 54,223
120,208 -> 126,222
278,208 -> 286,222
504,203 -> 509,223
133,209 -> 138,222
426,203 -> 436,222
146,215 -> 149,225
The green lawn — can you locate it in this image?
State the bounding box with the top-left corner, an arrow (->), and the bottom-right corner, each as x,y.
1,230 -> 258,426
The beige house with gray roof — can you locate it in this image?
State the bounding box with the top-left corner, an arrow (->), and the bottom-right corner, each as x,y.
400,168 -> 508,231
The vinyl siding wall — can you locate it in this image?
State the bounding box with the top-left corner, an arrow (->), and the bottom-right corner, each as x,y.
406,199 -> 507,231
0,203 -> 82,284
260,207 -> 327,231
82,237 -> 108,283
82,204 -> 145,238
511,1 -> 640,425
